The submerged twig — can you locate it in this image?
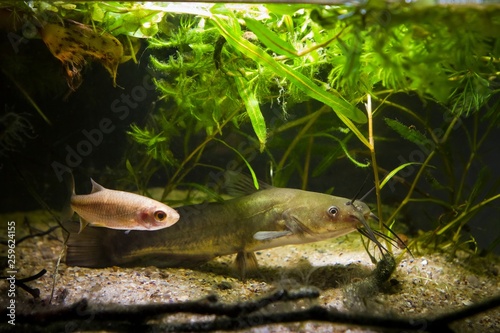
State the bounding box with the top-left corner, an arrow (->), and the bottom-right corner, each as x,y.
7,287 -> 500,333
9,225 -> 60,246
9,287 -> 319,325
50,231 -> 70,304
165,294 -> 500,332
0,269 -> 47,299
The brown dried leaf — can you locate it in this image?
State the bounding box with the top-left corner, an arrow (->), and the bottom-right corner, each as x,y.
41,21 -> 123,89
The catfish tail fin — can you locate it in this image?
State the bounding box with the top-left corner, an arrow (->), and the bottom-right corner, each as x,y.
65,221 -> 113,268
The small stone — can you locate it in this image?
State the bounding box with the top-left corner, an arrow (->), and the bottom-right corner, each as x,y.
466,275 -> 481,288
217,281 -> 233,290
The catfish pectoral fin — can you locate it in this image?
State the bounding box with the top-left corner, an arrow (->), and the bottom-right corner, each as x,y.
253,231 -> 292,241
234,251 -> 259,280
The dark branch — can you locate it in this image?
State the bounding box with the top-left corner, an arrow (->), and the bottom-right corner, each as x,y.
0,225 -> 60,246
0,269 -> 47,299
4,286 -> 500,333
10,287 -> 320,325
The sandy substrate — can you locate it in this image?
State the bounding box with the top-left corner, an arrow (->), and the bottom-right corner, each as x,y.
1,209 -> 499,332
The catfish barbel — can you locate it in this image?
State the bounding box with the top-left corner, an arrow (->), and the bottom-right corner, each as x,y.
66,175 -> 377,276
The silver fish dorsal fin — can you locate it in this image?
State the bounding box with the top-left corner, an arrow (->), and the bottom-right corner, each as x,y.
90,179 -> 106,193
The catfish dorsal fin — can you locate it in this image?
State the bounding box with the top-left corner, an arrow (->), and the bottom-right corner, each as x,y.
224,171 -> 272,198
90,179 -> 106,193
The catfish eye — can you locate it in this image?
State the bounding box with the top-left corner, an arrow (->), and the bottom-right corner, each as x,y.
154,210 -> 167,221
328,206 -> 339,216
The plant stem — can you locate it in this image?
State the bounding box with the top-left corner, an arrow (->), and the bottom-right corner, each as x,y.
277,107 -> 324,171
274,26 -> 347,61
437,193 -> 500,236
161,107 -> 242,200
407,198 -> 453,210
302,135 -> 313,190
272,106 -> 328,134
455,113 -> 477,204
366,94 -> 383,225
386,115 -> 461,226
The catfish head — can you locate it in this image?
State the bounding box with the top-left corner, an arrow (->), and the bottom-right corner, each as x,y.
253,189 -> 374,245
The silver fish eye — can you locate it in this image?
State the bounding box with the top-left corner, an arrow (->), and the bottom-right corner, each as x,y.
328,206 -> 339,216
154,210 -> 167,221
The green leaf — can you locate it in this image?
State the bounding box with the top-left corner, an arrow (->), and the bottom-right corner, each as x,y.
213,138 -> 260,190
466,166 -> 490,210
263,4 -> 304,16
244,17 -> 298,58
310,133 -> 370,171
384,118 -> 431,148
125,159 -> 135,177
210,12 -> 368,135
233,75 -> 267,151
380,162 -> 423,189
125,159 -> 140,189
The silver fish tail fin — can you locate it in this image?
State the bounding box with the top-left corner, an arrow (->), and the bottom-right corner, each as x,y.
65,222 -> 113,268
61,172 -> 90,233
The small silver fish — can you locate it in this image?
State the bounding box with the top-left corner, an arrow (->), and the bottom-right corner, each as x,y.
66,177 -> 180,233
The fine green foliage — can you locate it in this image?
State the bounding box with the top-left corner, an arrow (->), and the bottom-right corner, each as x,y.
384,118 -> 429,147
127,124 -> 176,166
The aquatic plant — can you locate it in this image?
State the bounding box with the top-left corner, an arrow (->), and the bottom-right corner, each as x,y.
3,2 -> 499,255
383,99 -> 500,255
128,3 -> 500,255
155,3 -> 500,257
